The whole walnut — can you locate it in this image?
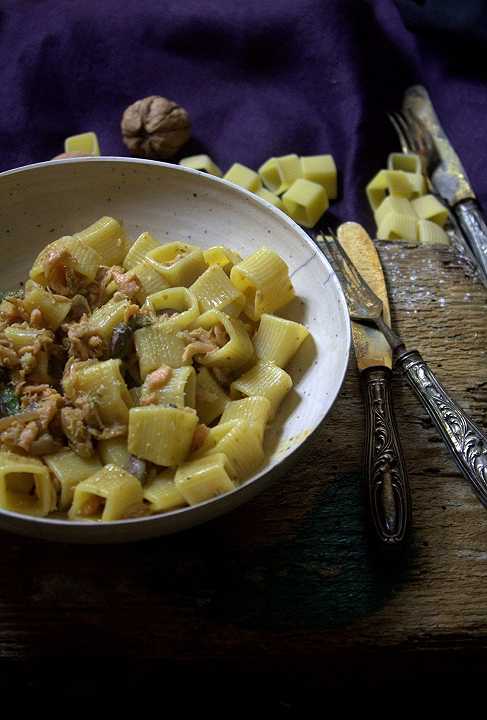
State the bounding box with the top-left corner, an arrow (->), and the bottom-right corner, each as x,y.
121,95 -> 191,159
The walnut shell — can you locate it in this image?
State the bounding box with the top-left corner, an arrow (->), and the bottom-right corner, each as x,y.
121,95 -> 191,160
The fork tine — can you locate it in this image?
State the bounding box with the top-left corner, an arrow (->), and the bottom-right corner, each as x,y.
319,229 -> 385,325
401,109 -> 441,175
316,231 -> 362,307
393,111 -> 417,153
317,232 -> 351,286
387,112 -> 411,154
316,229 -> 404,350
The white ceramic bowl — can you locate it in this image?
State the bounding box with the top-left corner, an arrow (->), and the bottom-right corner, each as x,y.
0,158 -> 350,542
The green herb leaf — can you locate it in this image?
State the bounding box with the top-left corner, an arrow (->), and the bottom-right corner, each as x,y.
0,385 -> 21,416
0,288 -> 24,302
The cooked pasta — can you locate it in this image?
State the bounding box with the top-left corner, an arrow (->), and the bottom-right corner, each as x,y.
140,366 -> 196,408
134,323 -> 190,378
44,449 -> 102,510
175,453 -> 235,505
90,297 -> 132,342
0,451 -> 56,517
72,358 -> 132,427
190,310 -> 254,370
0,215 -> 310,521
145,241 -> 206,287
69,464 -> 143,521
143,469 -> 186,511
203,246 -> 242,274
190,265 -> 245,317
73,216 -> 128,267
230,360 -> 293,419
230,248 -> 295,320
219,396 -> 271,442
23,281 -> 72,329
123,231 -> 159,270
131,260 -> 170,301
252,314 -> 309,368
195,367 -> 229,425
97,437 -> 130,468
128,405 -> 198,466
190,420 -> 264,481
31,235 -> 102,286
143,287 -> 200,331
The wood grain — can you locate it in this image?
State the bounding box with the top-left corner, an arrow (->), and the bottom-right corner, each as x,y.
1,241 -> 487,682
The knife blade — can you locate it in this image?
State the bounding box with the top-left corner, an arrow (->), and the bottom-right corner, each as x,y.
337,221 -> 411,546
403,85 -> 487,282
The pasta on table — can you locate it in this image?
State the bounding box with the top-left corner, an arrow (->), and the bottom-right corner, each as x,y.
0,216 -> 310,521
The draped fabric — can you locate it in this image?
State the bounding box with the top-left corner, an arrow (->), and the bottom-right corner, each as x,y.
0,0 -> 485,233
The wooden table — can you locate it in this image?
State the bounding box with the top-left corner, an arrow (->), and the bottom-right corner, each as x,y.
1,242 -> 487,693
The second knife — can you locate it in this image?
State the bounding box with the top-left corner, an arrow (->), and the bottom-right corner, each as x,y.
403,85 -> 487,283
337,221 -> 411,545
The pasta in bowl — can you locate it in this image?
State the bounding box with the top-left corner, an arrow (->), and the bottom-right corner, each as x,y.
0,158 -> 350,541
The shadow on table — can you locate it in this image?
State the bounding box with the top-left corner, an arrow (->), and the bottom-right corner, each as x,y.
200,471 -> 415,630
0,469 -> 415,634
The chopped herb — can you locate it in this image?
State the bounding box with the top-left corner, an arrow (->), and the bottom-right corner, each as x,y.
129,314 -> 153,330
112,315 -> 153,359
0,385 -> 20,417
0,288 -> 24,302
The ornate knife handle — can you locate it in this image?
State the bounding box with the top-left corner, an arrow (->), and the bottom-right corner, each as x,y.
361,366 -> 411,545
398,349 -> 487,507
454,199 -> 487,283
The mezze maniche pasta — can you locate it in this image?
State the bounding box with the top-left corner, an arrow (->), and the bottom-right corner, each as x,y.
0,216 -> 310,522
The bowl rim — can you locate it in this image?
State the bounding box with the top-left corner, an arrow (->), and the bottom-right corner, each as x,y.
0,156 -> 351,528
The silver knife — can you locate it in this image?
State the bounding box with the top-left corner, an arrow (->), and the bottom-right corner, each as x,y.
337,222 -> 411,546
403,85 -> 487,282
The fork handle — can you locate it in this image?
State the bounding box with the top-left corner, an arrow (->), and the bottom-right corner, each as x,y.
398,349 -> 487,506
454,199 -> 487,284
361,366 -> 411,545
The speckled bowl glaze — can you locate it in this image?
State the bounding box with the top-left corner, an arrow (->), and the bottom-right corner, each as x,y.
0,158 -> 350,542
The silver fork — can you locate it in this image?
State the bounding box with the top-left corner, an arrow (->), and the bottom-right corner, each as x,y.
388,110 -> 440,176
320,230 -> 487,509
316,231 -> 404,355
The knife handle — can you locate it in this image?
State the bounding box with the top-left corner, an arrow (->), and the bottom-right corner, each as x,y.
454,199 -> 487,282
398,349 -> 487,507
361,366 -> 412,545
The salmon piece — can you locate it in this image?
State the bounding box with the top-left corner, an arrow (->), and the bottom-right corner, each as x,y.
191,423 -> 209,452
146,365 -> 172,391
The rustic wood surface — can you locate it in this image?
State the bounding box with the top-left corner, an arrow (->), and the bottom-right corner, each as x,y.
1,241 -> 487,690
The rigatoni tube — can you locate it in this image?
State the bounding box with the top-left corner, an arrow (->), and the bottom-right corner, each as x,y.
231,360 -> 293,419
143,469 -> 187,511
0,451 -> 56,517
253,314 -> 309,368
190,265 -> 244,317
230,248 -> 295,320
175,453 -> 235,505
128,406 -> 198,466
69,464 -> 143,521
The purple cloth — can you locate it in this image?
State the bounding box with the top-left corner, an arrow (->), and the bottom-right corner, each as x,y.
0,0 -> 485,233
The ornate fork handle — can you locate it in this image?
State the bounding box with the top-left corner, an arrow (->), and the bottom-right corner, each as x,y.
454,199 -> 487,284
398,350 -> 487,506
361,367 -> 411,545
